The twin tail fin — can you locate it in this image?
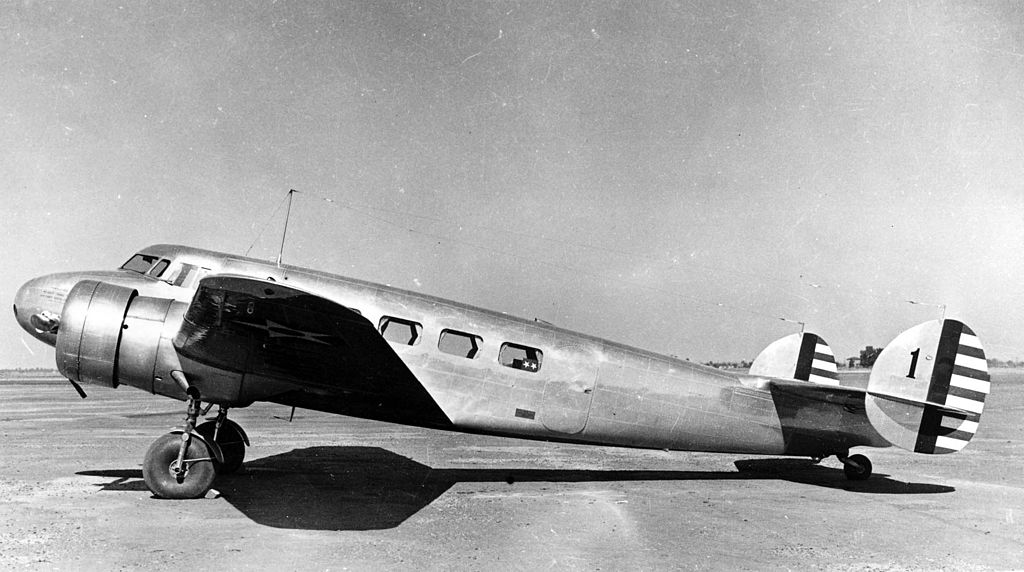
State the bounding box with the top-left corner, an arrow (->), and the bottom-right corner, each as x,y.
749,331 -> 840,386
751,319 -> 990,455
866,319 -> 990,454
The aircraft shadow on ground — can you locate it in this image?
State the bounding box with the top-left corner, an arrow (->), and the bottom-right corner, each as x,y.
77,446 -> 954,531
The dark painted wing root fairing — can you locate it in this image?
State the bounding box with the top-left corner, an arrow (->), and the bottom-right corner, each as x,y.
174,276 -> 453,429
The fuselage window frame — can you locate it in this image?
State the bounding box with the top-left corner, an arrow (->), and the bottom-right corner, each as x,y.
498,342 -> 543,373
438,329 -> 483,359
149,258 -> 171,278
378,316 -> 422,346
166,262 -> 195,287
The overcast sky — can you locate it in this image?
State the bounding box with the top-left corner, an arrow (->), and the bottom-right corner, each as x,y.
3,1 -> 1023,369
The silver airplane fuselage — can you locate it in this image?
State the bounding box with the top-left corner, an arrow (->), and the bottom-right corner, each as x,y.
14,244 -> 884,458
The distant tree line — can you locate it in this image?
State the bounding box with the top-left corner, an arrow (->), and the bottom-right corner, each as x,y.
846,348 -> 1023,369
0,368 -> 62,380
1,367 -> 60,372
851,346 -> 884,368
703,360 -> 753,370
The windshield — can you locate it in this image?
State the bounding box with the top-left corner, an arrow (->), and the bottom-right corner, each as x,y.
121,253 -> 159,274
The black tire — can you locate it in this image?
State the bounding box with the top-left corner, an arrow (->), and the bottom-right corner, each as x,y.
142,433 -> 217,499
843,453 -> 872,481
196,419 -> 246,474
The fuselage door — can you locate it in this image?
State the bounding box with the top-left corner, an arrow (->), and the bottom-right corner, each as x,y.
538,343 -> 598,434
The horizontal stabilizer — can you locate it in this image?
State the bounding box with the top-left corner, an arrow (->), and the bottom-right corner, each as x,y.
865,319 -> 989,454
866,389 -> 975,417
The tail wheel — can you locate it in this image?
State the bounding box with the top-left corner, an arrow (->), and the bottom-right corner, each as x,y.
196,419 -> 246,474
842,453 -> 872,481
142,433 -> 216,499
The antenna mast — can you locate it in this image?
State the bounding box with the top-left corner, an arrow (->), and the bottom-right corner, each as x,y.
277,189 -> 298,267
907,299 -> 947,321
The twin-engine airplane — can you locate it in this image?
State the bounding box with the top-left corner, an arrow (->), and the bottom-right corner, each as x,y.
14,244 -> 991,498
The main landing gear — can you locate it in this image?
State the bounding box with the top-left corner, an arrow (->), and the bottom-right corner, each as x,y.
196,407 -> 248,474
141,386 -> 249,499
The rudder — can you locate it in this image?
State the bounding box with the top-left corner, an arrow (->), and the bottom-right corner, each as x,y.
866,319 -> 990,454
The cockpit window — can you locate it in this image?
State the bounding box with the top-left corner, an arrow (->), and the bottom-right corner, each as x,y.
121,254 -> 159,274
149,259 -> 170,277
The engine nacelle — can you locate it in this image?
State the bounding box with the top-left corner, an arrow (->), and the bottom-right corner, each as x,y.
56,280 -> 190,398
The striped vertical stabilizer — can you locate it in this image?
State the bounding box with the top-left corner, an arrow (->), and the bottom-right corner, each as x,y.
749,332 -> 840,386
798,334 -> 840,386
916,323 -> 989,454
866,319 -> 990,455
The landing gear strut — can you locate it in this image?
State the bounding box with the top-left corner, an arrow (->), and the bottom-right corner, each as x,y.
142,387 -> 217,499
141,383 -> 250,499
196,406 -> 248,474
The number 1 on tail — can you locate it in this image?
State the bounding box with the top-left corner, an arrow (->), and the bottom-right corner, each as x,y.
907,348 -> 920,378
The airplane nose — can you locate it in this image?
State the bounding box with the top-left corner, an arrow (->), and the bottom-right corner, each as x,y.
13,278 -> 36,332
14,275 -> 70,345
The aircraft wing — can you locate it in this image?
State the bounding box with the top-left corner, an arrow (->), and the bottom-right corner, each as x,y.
173,275 -> 451,427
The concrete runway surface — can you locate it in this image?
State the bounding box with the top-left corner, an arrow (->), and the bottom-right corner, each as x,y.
1,370 -> 1021,570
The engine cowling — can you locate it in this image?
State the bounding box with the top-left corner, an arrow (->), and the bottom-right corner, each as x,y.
56,280 -> 188,396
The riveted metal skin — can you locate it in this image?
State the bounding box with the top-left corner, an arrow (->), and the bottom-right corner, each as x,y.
20,244 -> 989,472
55,280 -> 193,397
56,280 -> 137,387
119,295 -> 177,393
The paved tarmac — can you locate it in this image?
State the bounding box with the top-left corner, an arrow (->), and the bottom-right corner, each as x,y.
1,370 -> 1021,570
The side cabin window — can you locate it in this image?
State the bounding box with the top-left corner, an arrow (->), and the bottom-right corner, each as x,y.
165,263 -> 188,286
163,264 -> 213,289
499,342 -> 543,372
379,316 -> 422,346
438,329 -> 482,359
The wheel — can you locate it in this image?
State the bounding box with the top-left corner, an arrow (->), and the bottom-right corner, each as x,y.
842,453 -> 872,481
196,419 -> 246,474
142,433 -> 217,499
